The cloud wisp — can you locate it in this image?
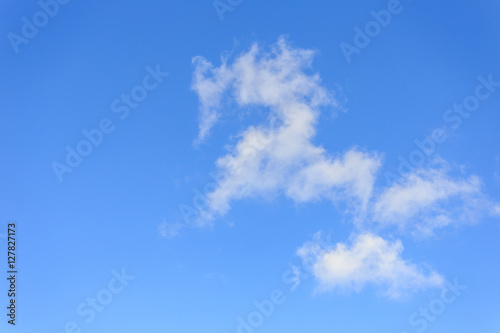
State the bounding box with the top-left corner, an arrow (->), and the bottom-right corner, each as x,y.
372,164 -> 500,236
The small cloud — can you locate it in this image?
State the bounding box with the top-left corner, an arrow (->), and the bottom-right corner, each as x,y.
204,271 -> 227,283
297,233 -> 443,299
158,220 -> 183,238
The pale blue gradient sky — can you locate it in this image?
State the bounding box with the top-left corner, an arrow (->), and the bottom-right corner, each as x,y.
1,1 -> 500,332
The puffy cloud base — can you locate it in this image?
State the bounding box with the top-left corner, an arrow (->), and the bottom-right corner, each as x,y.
298,233 -> 444,299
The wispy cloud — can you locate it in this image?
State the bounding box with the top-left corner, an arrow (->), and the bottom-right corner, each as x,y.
372,164 -> 500,236
159,220 -> 183,238
297,232 -> 444,299
192,36 -> 334,143
192,37 -> 382,222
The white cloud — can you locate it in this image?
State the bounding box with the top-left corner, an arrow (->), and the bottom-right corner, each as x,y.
188,38 -> 500,299
297,233 -> 444,299
372,166 -> 500,236
192,37 -> 382,222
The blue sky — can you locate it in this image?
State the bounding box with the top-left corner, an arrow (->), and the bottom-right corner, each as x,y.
1,0 -> 500,332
